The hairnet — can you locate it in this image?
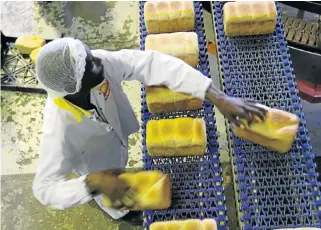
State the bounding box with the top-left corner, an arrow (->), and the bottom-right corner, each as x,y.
36,37 -> 87,98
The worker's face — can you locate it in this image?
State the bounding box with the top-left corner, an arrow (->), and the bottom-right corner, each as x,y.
80,44 -> 105,92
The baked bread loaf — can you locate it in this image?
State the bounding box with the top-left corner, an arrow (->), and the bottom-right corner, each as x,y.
223,1 -> 277,36
30,47 -> 42,63
150,219 -> 217,230
146,117 -> 207,156
145,32 -> 199,67
146,86 -> 202,114
102,171 -> 171,210
15,35 -> 46,55
233,104 -> 299,153
144,1 -> 195,34
275,228 -> 321,230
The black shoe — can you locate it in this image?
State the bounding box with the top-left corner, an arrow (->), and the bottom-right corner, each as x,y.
120,211 -> 143,226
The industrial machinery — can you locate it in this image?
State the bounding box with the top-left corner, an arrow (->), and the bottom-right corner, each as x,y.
139,1 -> 321,229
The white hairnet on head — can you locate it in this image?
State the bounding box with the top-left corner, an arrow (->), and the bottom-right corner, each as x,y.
36,37 -> 87,98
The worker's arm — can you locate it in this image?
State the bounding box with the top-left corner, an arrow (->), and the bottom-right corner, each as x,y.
93,49 -> 266,125
94,49 -> 212,100
33,132 -> 134,210
32,127 -> 92,210
33,105 -> 135,210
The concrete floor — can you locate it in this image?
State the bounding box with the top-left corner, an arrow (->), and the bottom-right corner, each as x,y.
1,2 -> 143,230
1,1 -> 320,230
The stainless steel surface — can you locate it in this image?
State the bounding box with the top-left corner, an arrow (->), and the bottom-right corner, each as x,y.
302,100 -> 321,156
289,46 -> 321,84
280,3 -> 320,22
297,9 -> 305,19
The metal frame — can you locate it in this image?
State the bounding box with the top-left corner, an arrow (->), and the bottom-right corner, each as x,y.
279,1 -> 321,16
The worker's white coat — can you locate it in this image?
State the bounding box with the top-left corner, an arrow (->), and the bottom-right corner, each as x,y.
32,49 -> 212,219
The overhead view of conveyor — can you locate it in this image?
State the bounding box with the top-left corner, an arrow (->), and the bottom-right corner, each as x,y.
139,1 -> 228,229
1,1 -> 320,230
139,1 -> 321,230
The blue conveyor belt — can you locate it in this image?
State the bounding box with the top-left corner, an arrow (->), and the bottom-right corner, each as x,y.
212,2 -> 321,229
139,1 -> 228,229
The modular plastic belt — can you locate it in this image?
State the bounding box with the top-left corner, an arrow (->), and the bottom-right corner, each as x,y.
212,2 -> 321,230
1,42 -> 46,94
139,1 -> 228,229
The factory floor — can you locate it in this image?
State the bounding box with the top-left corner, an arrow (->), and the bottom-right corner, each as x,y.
0,2 -> 234,230
1,2 -> 320,230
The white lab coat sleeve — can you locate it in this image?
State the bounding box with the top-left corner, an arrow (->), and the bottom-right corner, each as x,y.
95,49 -> 212,100
32,114 -> 92,210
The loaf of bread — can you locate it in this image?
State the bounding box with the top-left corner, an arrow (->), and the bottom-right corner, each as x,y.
15,35 -> 46,55
223,1 -> 277,36
146,86 -> 202,114
144,1 -> 195,34
233,104 -> 299,153
145,32 -> 199,67
150,219 -> 217,230
146,117 -> 207,156
102,171 -> 171,210
30,47 -> 42,63
274,228 -> 321,230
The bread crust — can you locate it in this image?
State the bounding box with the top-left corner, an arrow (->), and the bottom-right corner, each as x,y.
144,1 -> 195,34
147,118 -> 207,156
150,219 -> 217,230
145,32 -> 199,67
102,171 -> 171,210
233,105 -> 299,153
223,1 -> 277,36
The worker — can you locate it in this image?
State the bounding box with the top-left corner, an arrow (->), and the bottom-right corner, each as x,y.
32,37 -> 266,225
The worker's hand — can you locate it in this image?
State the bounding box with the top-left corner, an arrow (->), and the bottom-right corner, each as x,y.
216,96 -> 267,127
85,168 -> 136,210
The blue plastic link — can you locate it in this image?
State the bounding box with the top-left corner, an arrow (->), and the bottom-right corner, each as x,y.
139,1 -> 228,229
212,2 -> 321,229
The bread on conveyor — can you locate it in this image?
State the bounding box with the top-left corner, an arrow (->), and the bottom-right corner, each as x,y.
146,86 -> 202,114
150,219 -> 217,230
145,32 -> 199,67
102,171 -> 171,210
146,117 -> 207,156
274,228 -> 321,230
15,35 -> 46,55
233,104 -> 299,153
144,1 -> 195,34
223,1 -> 277,36
30,47 -> 42,63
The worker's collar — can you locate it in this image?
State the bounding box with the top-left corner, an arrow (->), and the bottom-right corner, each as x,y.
53,79 -> 108,122
53,98 -> 91,122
